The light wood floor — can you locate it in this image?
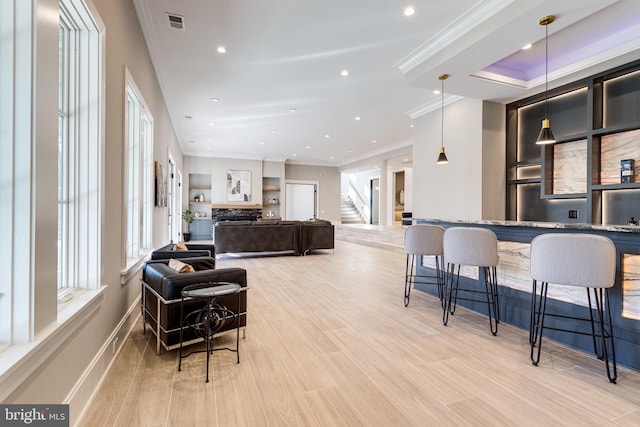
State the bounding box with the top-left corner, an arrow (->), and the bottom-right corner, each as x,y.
79,240 -> 640,426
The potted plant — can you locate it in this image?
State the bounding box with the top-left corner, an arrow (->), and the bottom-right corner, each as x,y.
182,209 -> 193,241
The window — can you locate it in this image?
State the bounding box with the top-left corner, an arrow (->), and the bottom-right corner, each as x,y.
124,73 -> 154,271
0,0 -> 103,354
57,0 -> 103,292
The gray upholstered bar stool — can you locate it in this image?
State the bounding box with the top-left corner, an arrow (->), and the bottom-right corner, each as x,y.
442,227 -> 499,335
529,233 -> 617,383
403,225 -> 445,307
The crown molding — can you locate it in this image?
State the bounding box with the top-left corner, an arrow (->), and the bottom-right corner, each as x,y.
407,95 -> 464,120
394,0 -> 516,74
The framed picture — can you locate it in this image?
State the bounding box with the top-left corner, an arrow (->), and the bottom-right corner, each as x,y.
227,170 -> 251,201
155,161 -> 167,207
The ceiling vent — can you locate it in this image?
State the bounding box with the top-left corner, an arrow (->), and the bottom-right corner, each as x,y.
167,13 -> 185,30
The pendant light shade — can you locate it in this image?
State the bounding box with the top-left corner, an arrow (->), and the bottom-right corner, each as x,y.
436,146 -> 448,164
536,15 -> 556,145
536,118 -> 556,144
436,74 -> 449,164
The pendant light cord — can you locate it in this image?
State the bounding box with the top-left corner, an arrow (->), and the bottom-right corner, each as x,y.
441,78 -> 444,149
544,22 -> 548,119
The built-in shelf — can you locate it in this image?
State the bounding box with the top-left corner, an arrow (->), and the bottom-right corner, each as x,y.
593,183 -> 640,191
541,193 -> 587,200
262,177 -> 281,219
187,173 -> 212,240
507,59 -> 640,224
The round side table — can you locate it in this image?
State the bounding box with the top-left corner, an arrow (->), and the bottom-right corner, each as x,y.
178,282 -> 241,382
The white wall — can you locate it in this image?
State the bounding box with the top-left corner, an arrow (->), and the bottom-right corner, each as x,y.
285,164 -> 341,223
263,160 -> 284,178
4,1 -> 184,424
482,101 -> 506,220
412,97 -> 505,221
183,156 -> 264,208
404,168 -> 413,212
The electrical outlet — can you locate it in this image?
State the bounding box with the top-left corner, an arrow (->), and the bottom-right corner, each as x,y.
112,337 -> 119,354
568,210 -> 578,219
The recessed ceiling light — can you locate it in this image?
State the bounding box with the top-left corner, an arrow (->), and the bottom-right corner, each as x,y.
209,122 -> 215,126
403,158 -> 409,162
522,43 -> 533,50
211,97 -> 220,102
217,46 -> 226,53
404,6 -> 415,16
433,90 -> 441,95
410,124 -> 414,128
208,137 -> 213,141
325,134 -> 330,139
292,153 -> 297,157
259,141 -> 264,145
340,69 -> 349,77
306,146 -> 311,149
371,139 -> 377,143
355,116 -> 361,121
329,156 -> 334,160
290,108 -> 297,112
348,150 -> 352,153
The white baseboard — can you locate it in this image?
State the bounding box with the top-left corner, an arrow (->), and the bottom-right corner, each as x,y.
68,296 -> 141,426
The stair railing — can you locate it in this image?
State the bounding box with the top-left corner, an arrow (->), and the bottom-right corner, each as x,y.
345,180 -> 369,223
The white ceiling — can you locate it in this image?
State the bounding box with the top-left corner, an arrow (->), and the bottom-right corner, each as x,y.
133,0 -> 640,169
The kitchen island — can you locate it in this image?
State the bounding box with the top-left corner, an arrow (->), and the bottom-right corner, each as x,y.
414,218 -> 640,370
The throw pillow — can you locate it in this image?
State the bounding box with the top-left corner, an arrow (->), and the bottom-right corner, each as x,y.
175,241 -> 188,251
168,258 -> 195,273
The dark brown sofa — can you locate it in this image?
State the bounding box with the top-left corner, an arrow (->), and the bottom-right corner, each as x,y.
300,220 -> 334,254
214,220 -> 302,255
214,219 -> 334,255
141,256 -> 247,354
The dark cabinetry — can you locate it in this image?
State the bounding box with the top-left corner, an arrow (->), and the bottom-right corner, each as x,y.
507,60 -> 640,225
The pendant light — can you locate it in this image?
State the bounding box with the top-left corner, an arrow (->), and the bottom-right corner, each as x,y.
536,15 -> 556,145
436,74 -> 449,164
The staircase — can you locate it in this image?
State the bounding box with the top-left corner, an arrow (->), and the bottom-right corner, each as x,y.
341,196 -> 365,224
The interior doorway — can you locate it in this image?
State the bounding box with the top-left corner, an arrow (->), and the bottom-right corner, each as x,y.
285,182 -> 317,220
370,178 -> 379,225
167,154 -> 181,244
394,171 -> 405,224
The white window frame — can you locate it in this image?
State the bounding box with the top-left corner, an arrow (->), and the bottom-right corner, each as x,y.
57,0 -> 103,293
122,70 -> 154,276
0,0 -> 104,397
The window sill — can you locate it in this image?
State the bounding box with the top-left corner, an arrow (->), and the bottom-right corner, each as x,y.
0,286 -> 106,402
120,252 -> 150,285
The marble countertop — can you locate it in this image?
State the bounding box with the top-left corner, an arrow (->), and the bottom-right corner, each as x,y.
414,218 -> 640,234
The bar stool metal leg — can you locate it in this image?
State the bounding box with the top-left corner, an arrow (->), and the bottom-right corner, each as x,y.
404,254 -> 414,307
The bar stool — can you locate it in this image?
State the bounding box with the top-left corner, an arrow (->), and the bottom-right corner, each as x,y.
442,227 -> 499,335
403,225 -> 445,307
178,282 -> 242,383
529,233 -> 617,383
